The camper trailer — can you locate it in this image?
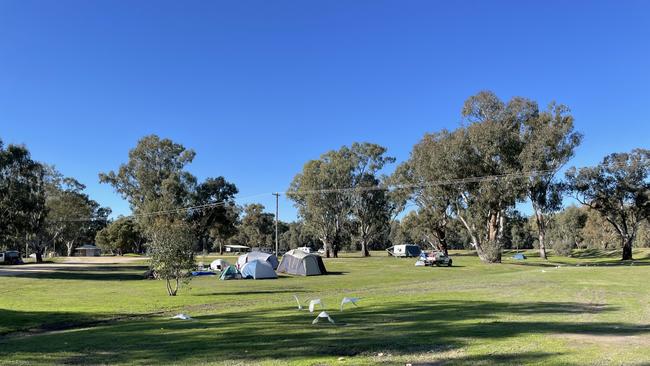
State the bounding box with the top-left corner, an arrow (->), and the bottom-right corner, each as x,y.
386,244 -> 421,258
0,251 -> 22,265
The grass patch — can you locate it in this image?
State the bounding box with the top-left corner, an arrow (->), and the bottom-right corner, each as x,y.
1,250 -> 650,365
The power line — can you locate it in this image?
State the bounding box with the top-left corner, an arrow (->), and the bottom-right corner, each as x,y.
49,167 -> 602,223
53,192 -> 270,222
284,169 -> 556,196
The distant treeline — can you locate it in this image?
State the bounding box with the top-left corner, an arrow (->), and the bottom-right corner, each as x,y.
2,91 -> 648,266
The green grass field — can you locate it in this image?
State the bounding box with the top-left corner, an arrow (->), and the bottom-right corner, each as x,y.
1,249 -> 650,365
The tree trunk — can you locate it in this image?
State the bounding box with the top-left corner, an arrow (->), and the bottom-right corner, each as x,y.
360,240 -> 370,257
321,237 -> 331,258
533,208 -> 548,260
434,229 -> 449,256
166,278 -> 179,296
622,236 -> 633,260
475,213 -> 503,263
538,230 -> 547,260
35,251 -> 43,263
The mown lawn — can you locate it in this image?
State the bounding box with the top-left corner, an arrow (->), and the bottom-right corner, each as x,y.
1,249 -> 650,365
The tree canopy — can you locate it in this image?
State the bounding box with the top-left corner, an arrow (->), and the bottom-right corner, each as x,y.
566,149 -> 650,260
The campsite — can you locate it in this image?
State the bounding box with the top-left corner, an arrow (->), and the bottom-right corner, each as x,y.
2,1 -> 650,365
1,250 -> 650,365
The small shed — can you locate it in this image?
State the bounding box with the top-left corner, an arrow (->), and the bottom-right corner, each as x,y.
75,244 -> 101,257
225,245 -> 250,253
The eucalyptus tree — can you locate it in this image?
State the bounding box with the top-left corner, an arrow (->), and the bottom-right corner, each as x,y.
447,92 -> 532,263
520,102 -> 582,259
393,130 -> 457,255
188,177 -> 238,254
95,217 -> 144,255
229,203 -> 276,249
546,205 -> 587,255
349,143 -> 395,256
566,149 -> 650,260
99,135 -> 197,223
0,140 -> 46,252
288,147 -> 355,258
100,135 -> 200,294
46,183 -> 110,257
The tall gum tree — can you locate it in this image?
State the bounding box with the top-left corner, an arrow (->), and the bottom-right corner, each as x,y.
449,92 -> 530,263
394,130 -> 455,255
566,149 -> 650,260
349,143 -> 395,257
520,102 -> 582,260
288,147 -> 355,258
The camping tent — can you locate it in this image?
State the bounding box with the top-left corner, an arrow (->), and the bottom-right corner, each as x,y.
219,265 -> 241,280
277,249 -> 327,276
237,251 -> 279,270
512,253 -> 527,260
210,259 -> 230,271
240,260 -> 278,279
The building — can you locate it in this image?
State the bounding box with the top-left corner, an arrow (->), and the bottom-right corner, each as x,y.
75,244 -> 101,257
224,244 -> 250,253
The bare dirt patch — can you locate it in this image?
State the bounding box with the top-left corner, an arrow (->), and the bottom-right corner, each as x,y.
555,333 -> 650,346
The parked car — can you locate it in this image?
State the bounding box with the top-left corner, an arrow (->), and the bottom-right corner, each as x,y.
0,251 -> 23,265
421,251 -> 452,267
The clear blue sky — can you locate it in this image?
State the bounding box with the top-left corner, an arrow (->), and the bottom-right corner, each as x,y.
1,0 -> 649,221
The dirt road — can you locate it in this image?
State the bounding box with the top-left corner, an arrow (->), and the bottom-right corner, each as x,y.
0,256 -> 147,276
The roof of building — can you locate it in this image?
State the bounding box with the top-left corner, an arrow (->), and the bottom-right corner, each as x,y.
75,244 -> 100,250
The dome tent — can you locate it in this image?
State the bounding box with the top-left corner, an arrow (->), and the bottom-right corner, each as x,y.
219,265 -> 241,280
237,251 -> 279,270
210,259 -> 230,271
240,260 -> 278,279
277,249 -> 327,276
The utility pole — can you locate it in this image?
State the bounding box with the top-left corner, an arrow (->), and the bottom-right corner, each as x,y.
273,193 -> 280,256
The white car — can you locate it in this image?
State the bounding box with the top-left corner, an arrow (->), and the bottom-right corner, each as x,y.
296,246 -> 312,254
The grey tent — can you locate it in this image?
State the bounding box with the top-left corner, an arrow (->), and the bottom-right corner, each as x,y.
277,249 -> 327,276
240,260 -> 278,279
237,251 -> 280,270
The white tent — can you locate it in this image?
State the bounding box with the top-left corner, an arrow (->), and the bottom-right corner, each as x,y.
210,259 -> 230,271
237,251 -> 279,269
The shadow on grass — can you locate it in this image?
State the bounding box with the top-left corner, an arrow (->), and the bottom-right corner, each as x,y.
403,352 -> 566,365
507,258 -> 650,268
194,289 -> 308,296
2,299 -> 646,365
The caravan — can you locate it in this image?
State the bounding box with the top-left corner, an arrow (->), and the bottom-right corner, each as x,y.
386,244 -> 421,258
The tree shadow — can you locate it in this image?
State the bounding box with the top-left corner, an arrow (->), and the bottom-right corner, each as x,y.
507,259 -> 650,268
401,351 -> 567,365
194,289 -> 308,296
2,299 -> 646,365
